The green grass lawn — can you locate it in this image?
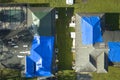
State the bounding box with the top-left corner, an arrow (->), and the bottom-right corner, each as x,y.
74,0 -> 120,12
55,7 -> 76,80
0,68 -> 37,80
14,0 -> 120,12
92,66 -> 120,80
56,7 -> 73,70
2,0 -> 119,12
57,70 -> 76,80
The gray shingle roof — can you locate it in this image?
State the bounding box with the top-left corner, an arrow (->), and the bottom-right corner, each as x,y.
28,7 -> 55,36
75,13 -> 108,73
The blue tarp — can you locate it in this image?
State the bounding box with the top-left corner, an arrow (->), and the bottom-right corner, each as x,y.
26,36 -> 54,77
81,16 -> 103,45
108,42 -> 120,62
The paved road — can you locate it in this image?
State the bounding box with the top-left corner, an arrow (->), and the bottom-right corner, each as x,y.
77,73 -> 92,80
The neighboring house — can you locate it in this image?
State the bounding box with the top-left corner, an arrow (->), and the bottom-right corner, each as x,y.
75,13 -> 108,73
75,13 -> 120,73
25,7 -> 56,78
0,4 -> 56,78
0,4 -> 29,70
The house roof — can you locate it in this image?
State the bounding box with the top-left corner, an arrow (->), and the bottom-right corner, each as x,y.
26,36 -> 54,77
75,13 -> 108,73
96,52 -> 108,73
0,4 -> 31,69
0,29 -> 33,69
29,7 -> 53,19
103,31 -> 120,45
28,7 -> 55,36
0,5 -> 55,71
81,16 -> 103,44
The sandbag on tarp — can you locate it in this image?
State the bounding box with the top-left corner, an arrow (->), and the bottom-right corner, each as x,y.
108,42 -> 120,62
81,16 -> 103,45
26,36 -> 54,77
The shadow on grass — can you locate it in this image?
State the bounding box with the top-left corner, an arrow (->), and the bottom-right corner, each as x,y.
29,3 -> 50,7
57,70 -> 76,80
37,8 -> 55,36
55,7 -> 74,70
104,13 -> 120,31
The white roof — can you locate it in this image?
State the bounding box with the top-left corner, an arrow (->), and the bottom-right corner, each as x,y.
69,22 -> 75,27
66,0 -> 74,5
17,55 -> 24,58
70,32 -> 76,39
72,39 -> 75,48
19,51 -> 30,54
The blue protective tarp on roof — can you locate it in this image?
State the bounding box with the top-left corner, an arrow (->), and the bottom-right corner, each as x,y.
26,36 -> 54,77
81,16 -> 103,45
108,42 -> 120,62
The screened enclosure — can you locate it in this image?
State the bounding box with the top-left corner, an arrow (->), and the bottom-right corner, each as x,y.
0,4 -> 27,30
0,9 -> 25,22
